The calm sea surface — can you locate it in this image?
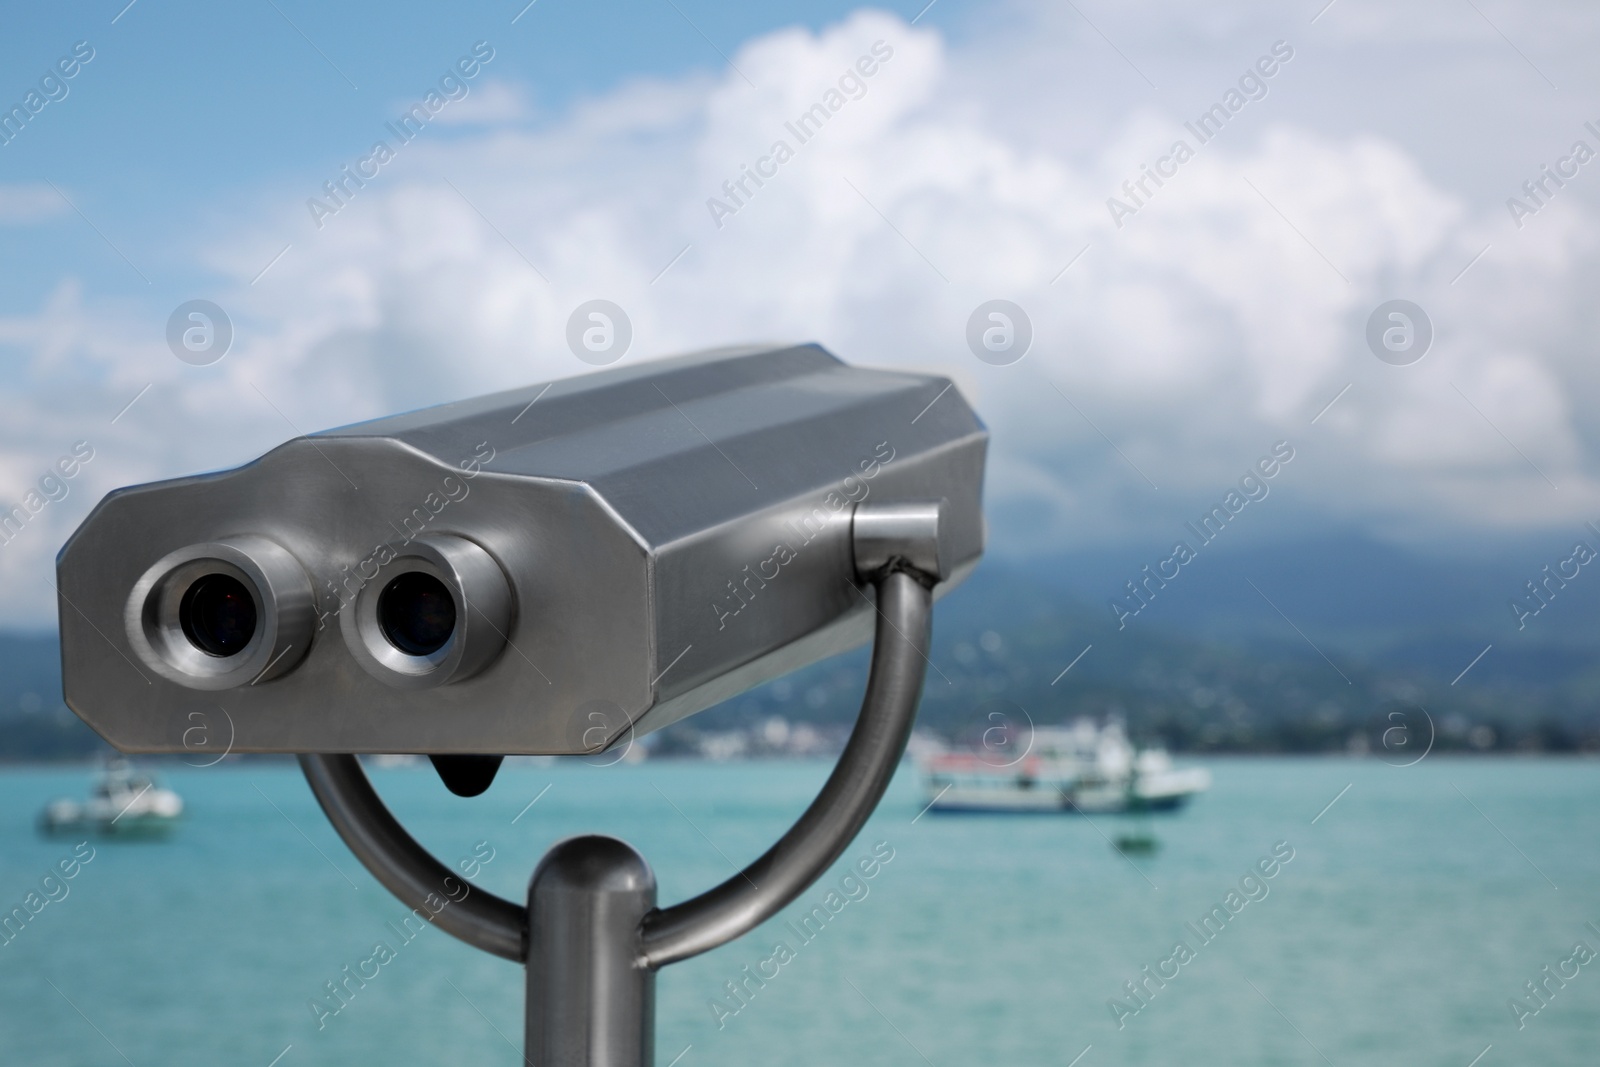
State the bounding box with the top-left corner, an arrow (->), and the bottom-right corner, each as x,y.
0,757 -> 1596,1066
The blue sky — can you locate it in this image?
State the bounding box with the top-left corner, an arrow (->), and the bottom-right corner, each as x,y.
0,0 -> 899,305
3,0 -> 1600,626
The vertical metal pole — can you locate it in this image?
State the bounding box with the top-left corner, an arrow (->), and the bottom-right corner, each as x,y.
527,835 -> 657,1067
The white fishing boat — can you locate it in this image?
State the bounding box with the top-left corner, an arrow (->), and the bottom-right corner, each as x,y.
39,759 -> 184,839
919,718 -> 1210,815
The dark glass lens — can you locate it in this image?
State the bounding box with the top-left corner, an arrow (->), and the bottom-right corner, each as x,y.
378,571 -> 457,657
179,573 -> 258,658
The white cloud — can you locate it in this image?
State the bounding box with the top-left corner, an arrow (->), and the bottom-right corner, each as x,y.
3,5 -> 1600,624
0,183 -> 68,225
429,79 -> 535,126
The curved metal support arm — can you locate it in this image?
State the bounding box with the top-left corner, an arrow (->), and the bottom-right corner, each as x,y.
638,567 -> 932,969
297,566 -> 933,973
298,753 -> 527,961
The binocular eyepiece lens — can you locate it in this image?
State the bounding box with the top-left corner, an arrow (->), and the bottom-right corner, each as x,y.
178,573 -> 259,658
344,536 -> 508,688
128,537 -> 313,689
378,571 -> 457,657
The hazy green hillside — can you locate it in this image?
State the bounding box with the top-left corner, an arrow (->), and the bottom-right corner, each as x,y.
675,551 -> 1600,756
0,631 -> 106,761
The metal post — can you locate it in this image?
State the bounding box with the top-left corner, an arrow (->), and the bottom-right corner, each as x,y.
526,837 -> 657,1067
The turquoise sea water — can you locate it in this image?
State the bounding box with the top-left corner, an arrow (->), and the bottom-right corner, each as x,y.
1,757 -> 1596,1066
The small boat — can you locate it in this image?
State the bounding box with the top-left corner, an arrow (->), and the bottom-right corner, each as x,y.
39,758 -> 184,839
1113,829 -> 1160,855
918,718 -> 1210,815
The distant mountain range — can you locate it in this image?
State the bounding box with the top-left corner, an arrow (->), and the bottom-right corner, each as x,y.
1009,529 -> 1600,688
0,632 -> 104,760
5,532 -> 1597,761
684,530 -> 1600,754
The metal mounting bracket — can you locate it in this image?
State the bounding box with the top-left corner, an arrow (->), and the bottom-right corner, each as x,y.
298,502 -> 943,1065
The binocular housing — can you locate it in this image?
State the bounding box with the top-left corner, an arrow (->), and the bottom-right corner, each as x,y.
57,344 -> 986,756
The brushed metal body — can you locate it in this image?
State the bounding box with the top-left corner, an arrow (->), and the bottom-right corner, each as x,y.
58,344 -> 985,755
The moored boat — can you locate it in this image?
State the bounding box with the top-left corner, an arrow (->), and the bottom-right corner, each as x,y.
39,758 -> 184,839
919,718 -> 1210,815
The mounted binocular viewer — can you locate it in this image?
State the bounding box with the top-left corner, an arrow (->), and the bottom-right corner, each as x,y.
58,343 -> 987,1064
59,343 -> 986,790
